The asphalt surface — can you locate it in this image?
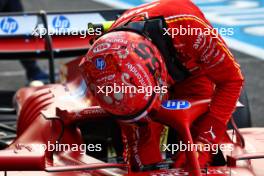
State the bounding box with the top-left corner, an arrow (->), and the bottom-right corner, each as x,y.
0,0 -> 263,126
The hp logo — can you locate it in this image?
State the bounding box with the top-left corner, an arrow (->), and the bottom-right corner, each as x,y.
52,15 -> 70,29
95,58 -> 106,70
162,100 -> 191,110
0,17 -> 18,34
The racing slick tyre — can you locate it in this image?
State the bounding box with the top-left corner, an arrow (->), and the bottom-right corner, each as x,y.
228,88 -> 252,128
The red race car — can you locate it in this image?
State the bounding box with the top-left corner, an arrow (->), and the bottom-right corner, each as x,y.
0,9 -> 262,176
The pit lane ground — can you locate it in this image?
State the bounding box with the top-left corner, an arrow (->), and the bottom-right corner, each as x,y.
0,0 -> 263,126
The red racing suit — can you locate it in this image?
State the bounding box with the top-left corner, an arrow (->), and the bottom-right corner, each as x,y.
111,0 -> 244,170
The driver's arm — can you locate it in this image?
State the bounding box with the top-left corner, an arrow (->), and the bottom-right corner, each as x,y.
166,15 -> 244,142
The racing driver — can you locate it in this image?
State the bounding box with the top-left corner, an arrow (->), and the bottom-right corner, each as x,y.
79,0 -> 244,171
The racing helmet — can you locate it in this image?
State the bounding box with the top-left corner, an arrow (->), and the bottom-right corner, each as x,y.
79,30 -> 168,121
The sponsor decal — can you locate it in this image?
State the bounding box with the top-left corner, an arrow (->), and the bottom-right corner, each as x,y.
204,126 -> 216,140
126,63 -> 147,87
96,74 -> 115,82
105,38 -> 128,44
81,107 -> 106,115
201,42 -> 217,64
162,100 -> 191,110
93,43 -> 111,54
136,63 -> 152,86
95,58 -> 106,70
0,17 -> 18,34
193,32 -> 205,50
52,15 -> 70,29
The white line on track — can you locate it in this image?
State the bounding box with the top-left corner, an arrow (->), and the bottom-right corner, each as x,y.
0,70 -> 24,77
92,0 -> 133,8
224,36 -> 264,61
